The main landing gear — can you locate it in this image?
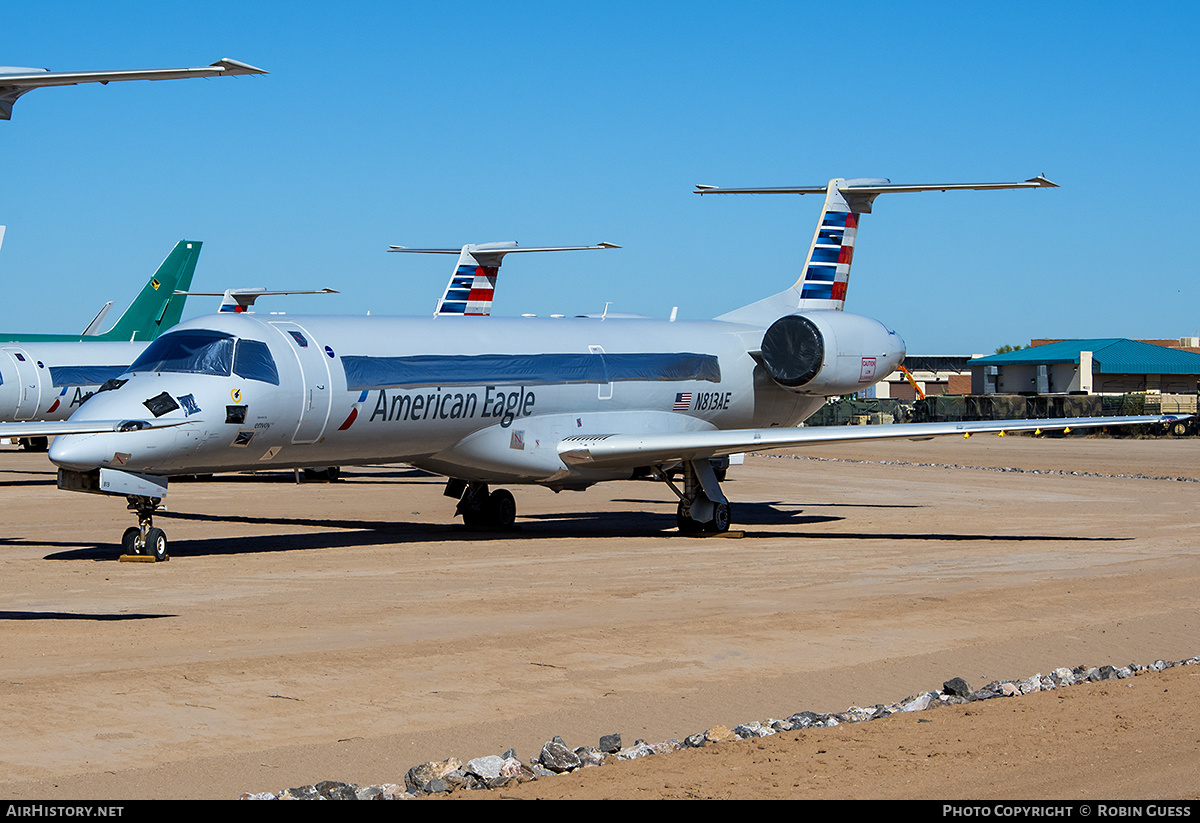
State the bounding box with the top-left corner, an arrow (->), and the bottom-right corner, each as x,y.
662,458 -> 732,534
121,495 -> 168,561
446,479 -> 517,530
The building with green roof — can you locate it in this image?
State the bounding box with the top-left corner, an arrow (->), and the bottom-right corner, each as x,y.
969,339 -> 1200,395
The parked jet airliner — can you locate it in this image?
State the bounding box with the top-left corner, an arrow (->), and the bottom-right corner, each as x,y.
23,176 -> 1181,561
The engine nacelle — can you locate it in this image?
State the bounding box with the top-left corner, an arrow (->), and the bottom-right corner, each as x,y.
758,311 -> 906,397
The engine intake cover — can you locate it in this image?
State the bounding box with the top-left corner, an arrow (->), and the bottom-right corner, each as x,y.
761,314 -> 824,388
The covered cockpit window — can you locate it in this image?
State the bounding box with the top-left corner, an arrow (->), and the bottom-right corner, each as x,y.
233,339 -> 280,385
126,330 -> 234,377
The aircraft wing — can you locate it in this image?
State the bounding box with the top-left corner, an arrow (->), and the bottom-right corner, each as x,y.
0,58 -> 266,88
558,415 -> 1181,467
0,419 -> 188,439
0,58 -> 266,119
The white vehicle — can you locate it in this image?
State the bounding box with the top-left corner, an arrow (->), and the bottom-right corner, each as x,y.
25,176 -> 1183,560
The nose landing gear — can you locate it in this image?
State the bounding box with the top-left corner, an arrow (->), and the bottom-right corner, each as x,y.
122,495 -> 168,561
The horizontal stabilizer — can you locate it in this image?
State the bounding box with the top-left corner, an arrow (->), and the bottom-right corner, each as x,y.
559,414 -> 1182,467
389,242 -> 620,317
711,174 -> 1058,323
177,288 -> 337,313
695,176 -> 1057,196
389,242 -> 619,257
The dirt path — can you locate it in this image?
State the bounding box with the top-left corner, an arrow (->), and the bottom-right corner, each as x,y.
0,435 -> 1196,799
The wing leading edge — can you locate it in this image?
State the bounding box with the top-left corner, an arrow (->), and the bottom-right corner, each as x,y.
0,419 -> 188,439
558,415 -> 1182,467
0,58 -> 266,120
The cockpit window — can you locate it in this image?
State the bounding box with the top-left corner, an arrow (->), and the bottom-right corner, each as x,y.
233,339 -> 280,385
126,330 -> 234,377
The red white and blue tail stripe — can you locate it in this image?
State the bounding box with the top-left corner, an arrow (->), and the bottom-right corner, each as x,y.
699,175 -> 1057,325
797,181 -> 863,307
387,242 -> 620,317
437,244 -> 512,316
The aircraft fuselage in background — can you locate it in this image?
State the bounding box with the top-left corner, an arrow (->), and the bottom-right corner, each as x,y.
0,240 -> 200,433
0,341 -> 144,423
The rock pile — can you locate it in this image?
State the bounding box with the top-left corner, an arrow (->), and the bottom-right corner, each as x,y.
239,656 -> 1198,799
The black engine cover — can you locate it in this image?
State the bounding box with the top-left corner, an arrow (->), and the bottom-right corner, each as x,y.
760,314 -> 824,388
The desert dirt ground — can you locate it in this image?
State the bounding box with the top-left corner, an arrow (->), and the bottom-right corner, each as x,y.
0,434 -> 1197,800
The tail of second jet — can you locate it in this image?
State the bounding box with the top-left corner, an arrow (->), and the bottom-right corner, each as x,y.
435,242 -> 514,316
700,176 -> 1056,327
388,241 -> 619,317
94,240 -> 201,341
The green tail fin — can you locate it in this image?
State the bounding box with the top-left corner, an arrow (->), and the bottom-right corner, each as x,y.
96,240 -> 202,341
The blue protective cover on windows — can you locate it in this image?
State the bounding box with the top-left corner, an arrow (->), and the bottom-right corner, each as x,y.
341,352 -> 721,390
233,339 -> 280,385
49,365 -> 130,387
126,331 -> 234,377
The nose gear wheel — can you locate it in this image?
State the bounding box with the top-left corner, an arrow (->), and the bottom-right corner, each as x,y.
122,495 -> 169,561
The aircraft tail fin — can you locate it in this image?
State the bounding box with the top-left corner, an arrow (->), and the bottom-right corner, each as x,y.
388,242 -> 619,317
438,242 -> 515,317
98,240 -> 202,341
701,176 -> 1057,325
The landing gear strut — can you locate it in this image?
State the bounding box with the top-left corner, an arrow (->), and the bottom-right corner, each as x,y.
446,479 -> 517,530
662,458 -> 732,534
122,495 -> 168,561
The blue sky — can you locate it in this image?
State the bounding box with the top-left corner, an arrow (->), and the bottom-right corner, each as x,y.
2,1 -> 1197,353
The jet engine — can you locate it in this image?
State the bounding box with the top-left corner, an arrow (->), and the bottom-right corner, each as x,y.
758,312 -> 905,396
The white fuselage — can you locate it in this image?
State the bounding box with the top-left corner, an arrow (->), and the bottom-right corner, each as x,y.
48,311 -> 905,488
0,342 -> 145,422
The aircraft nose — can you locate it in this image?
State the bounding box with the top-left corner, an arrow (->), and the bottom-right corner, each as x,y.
49,434 -> 110,472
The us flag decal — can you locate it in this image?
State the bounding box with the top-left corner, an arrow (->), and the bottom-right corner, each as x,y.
673,392 -> 692,411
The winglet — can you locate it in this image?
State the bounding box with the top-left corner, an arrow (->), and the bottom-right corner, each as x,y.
81,302 -> 114,336
209,58 -> 268,76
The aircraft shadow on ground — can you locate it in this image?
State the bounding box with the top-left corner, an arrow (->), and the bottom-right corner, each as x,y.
0,477 -> 59,488
0,610 -> 174,621
169,467 -> 440,486
35,502 -> 1125,560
